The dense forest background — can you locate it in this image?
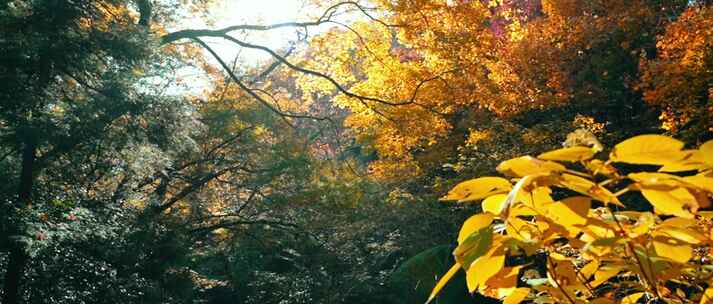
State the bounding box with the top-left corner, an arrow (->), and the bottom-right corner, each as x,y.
0,0 -> 711,303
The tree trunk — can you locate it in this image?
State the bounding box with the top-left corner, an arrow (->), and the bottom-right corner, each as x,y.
2,249 -> 28,304
2,140 -> 36,304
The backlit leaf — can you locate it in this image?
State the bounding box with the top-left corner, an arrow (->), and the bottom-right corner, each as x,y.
683,175 -> 713,193
610,135 -> 688,165
641,187 -> 696,218
621,292 -> 645,304
426,263 -> 461,304
700,287 -> 713,304
655,226 -> 707,244
441,177 -> 512,202
482,194 -> 508,216
659,150 -> 706,172
466,246 -> 505,292
547,196 -> 591,227
538,146 -> 596,162
503,288 -> 530,304
558,174 -> 622,206
579,259 -> 599,280
458,213 -> 494,244
591,265 -> 625,287
497,156 -> 566,177
701,140 -> 713,166
653,236 -> 693,263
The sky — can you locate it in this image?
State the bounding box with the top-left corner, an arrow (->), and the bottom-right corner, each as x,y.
174,0 -> 363,95
206,0 -> 315,64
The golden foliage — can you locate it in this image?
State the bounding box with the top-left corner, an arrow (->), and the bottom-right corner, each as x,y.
429,134 -> 713,303
298,0 -> 693,181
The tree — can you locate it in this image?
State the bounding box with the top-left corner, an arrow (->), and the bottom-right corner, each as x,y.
294,0 -> 692,182
638,3 -> 713,141
0,1 -> 202,302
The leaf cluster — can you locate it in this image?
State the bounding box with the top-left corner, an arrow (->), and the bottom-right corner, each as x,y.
430,134 -> 713,304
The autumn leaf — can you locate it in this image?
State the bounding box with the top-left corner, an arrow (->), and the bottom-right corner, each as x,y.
653,236 -> 693,263
700,287 -> 713,304
546,196 -> 591,227
640,187 -> 696,218
590,265 -> 625,288
458,213 -> 494,244
497,156 -> 566,177
482,194 -> 508,216
441,177 -> 512,202
426,263 -> 461,304
558,173 -> 622,206
621,292 -> 645,304
538,146 -> 596,162
503,288 -> 530,304
610,135 -> 689,165
466,245 -> 505,293
701,140 -> 713,166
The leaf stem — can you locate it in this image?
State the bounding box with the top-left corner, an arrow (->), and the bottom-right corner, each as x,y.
546,255 -> 577,304
605,207 -> 661,299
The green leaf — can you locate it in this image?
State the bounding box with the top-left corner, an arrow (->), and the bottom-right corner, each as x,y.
453,227 -> 493,269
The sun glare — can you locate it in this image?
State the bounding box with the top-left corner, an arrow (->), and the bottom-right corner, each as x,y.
207,0 -> 310,63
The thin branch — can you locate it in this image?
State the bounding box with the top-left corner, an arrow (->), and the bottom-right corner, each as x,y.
191,219 -> 299,234
193,38 -> 337,126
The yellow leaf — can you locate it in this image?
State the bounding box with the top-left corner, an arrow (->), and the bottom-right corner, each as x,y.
628,172 -> 685,188
484,266 -> 523,296
700,287 -> 713,304
655,226 -> 707,244
660,216 -> 697,227
558,174 -> 622,206
503,288 -> 530,304
590,265 -> 625,287
653,236 -> 693,263
579,259 -> 600,280
466,247 -> 505,293
584,159 -> 618,177
506,217 -> 540,242
683,175 -> 713,193
659,150 -> 706,172
518,186 -> 554,208
701,140 -> 713,166
458,213 -> 494,244
538,146 -> 596,162
641,187 -> 696,218
621,292 -> 645,304
497,156 -> 566,177
629,212 -> 656,237
610,134 -> 688,165
503,175 -> 555,217
441,177 -> 512,202
547,260 -> 580,289
426,263 -> 460,304
547,196 -> 591,227
589,298 -> 616,304
482,194 -> 508,216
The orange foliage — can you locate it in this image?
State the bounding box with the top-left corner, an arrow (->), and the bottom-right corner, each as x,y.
298,0 -> 696,181
639,5 -> 713,135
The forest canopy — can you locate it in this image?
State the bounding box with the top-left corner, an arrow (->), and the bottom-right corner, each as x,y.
0,0 -> 711,303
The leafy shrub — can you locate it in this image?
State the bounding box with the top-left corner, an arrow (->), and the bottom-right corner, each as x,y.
429,134 -> 713,304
